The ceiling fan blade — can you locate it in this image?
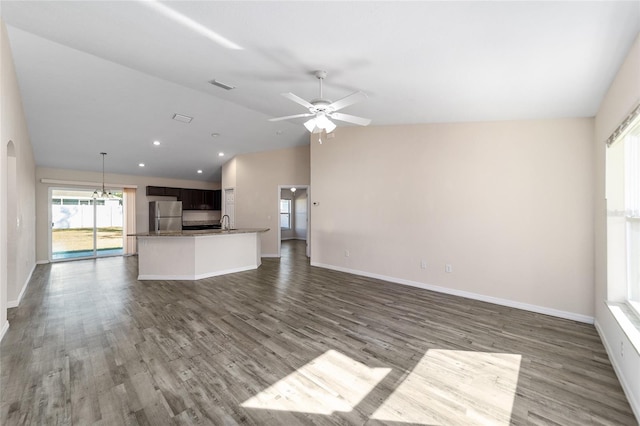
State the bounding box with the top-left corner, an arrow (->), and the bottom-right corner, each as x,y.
269,113 -> 314,122
330,112 -> 371,126
282,92 -> 315,110
328,91 -> 367,112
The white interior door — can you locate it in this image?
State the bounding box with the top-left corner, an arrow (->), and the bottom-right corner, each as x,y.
225,189 -> 235,228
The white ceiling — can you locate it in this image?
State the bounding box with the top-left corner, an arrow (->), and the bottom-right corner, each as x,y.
2,1 -> 639,182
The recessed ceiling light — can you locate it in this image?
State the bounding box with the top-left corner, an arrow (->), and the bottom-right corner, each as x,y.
218,152 -> 225,157
211,133 -> 220,138
139,163 -> 145,167
153,140 -> 161,146
172,113 -> 193,123
197,169 -> 203,174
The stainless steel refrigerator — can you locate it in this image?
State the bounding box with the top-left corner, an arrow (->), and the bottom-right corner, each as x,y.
149,201 -> 182,232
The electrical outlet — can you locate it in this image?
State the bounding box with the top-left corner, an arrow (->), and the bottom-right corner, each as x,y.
621,341 -> 624,358
345,249 -> 350,258
421,260 -> 427,269
445,264 -> 452,273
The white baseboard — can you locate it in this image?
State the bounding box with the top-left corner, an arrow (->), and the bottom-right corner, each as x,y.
36,260 -> 49,265
0,320 -> 9,342
7,263 -> 36,308
595,320 -> 640,422
262,253 -> 280,258
311,262 -> 594,324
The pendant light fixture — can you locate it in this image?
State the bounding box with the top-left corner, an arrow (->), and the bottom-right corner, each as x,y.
92,152 -> 112,199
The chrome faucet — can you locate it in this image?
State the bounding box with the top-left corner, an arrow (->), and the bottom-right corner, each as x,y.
221,214 -> 230,230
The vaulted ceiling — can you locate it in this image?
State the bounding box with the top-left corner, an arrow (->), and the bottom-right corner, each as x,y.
2,1 -> 639,181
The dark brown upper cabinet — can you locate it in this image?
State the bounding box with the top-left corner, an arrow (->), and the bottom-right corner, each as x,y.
146,186 -> 182,197
146,186 -> 221,210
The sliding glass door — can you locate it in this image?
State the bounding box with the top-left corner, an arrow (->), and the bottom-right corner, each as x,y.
50,188 -> 124,260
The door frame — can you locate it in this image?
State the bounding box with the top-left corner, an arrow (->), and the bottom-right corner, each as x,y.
277,184 -> 310,258
48,186 -> 124,262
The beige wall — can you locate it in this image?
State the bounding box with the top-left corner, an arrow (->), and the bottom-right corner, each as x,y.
36,167 -> 219,262
222,157 -> 237,189
594,33 -> 640,418
311,118 -> 594,320
222,145 -> 310,256
1,19 -> 37,330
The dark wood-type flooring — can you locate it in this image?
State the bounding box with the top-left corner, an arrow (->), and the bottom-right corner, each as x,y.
1,240 -> 636,425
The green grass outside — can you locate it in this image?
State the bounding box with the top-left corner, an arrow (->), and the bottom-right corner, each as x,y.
52,227 -> 123,253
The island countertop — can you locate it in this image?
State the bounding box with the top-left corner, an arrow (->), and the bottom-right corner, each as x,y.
132,228 -> 269,280
129,228 -> 269,237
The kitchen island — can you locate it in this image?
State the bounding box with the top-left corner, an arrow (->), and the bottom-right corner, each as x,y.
130,228 -> 268,280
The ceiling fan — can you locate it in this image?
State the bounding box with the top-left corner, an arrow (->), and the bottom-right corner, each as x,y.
269,70 -> 371,134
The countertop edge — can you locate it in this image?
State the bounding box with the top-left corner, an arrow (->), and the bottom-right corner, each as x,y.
129,228 -> 269,237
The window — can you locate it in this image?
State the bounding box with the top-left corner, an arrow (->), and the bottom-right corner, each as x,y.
280,199 -> 292,229
607,112 -> 640,316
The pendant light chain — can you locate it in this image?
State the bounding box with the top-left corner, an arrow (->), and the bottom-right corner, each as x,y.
93,152 -> 110,199
101,152 -> 106,195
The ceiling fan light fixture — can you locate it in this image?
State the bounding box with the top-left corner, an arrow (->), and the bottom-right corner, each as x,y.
318,117 -> 336,133
303,114 -> 336,135
304,118 -> 318,133
315,114 -> 331,128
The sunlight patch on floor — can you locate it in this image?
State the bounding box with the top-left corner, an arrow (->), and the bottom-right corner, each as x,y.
371,349 -> 521,425
241,349 -> 391,415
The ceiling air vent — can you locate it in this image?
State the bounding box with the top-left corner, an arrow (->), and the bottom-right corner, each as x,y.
208,79 -> 236,90
172,113 -> 193,123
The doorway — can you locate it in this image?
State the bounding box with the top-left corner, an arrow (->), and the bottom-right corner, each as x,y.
278,185 -> 310,258
50,188 -> 124,260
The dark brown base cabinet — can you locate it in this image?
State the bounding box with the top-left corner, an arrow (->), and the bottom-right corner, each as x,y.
146,186 -> 221,210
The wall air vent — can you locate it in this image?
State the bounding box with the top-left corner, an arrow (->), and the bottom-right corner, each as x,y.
172,113 -> 193,123
208,79 -> 236,90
